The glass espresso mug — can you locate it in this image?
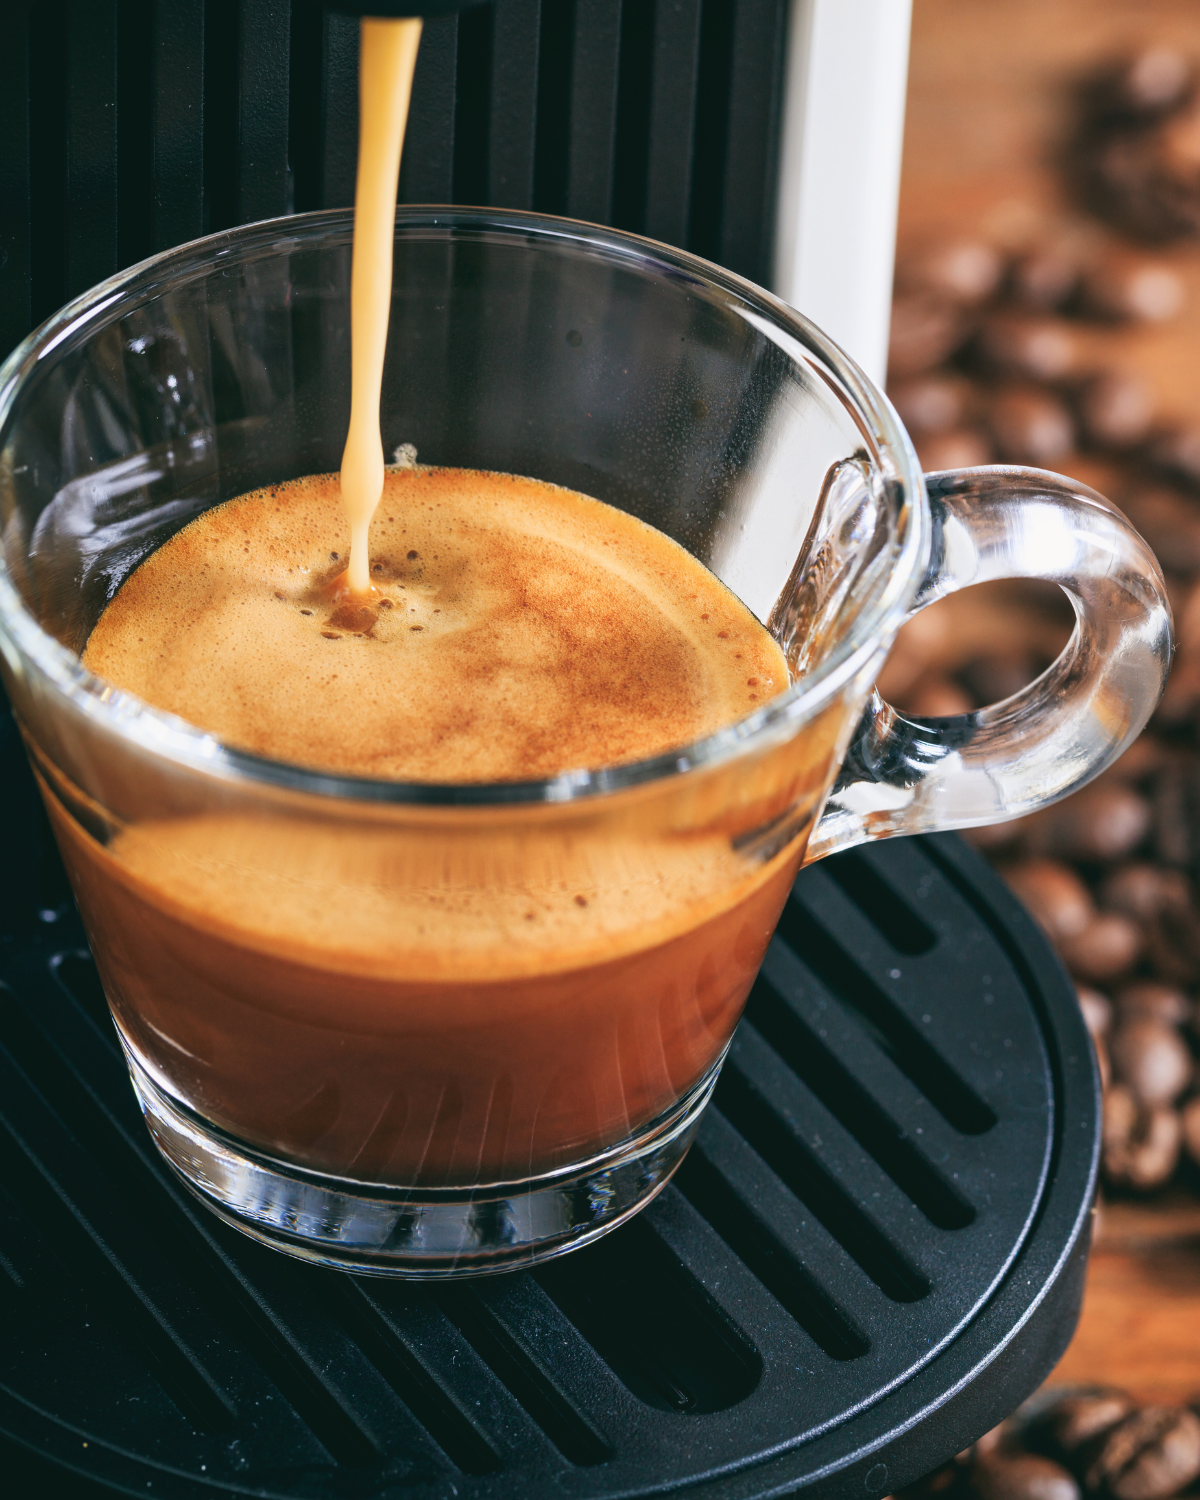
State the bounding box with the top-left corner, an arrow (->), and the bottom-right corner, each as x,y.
0,211 -> 1171,1275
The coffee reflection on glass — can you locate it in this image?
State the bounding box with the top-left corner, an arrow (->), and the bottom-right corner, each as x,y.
0,212 -> 1171,1274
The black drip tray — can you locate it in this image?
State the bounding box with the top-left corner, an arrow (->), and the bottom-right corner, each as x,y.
0,712 -> 1099,1500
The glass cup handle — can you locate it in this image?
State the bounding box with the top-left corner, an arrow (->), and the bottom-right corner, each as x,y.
807,465 -> 1174,863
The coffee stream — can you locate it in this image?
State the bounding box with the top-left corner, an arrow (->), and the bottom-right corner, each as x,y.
338,17 -> 422,598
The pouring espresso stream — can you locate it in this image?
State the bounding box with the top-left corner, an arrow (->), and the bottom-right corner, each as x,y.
338,16 -> 422,600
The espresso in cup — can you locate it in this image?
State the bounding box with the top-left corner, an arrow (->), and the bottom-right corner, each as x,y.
56,465 -> 802,1185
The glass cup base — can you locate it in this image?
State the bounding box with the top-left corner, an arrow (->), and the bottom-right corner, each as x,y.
123,1043 -> 722,1277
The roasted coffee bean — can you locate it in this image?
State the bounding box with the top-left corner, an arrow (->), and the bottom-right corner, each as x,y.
918,429 -> 994,472
889,294 -> 970,377
1182,1095 -> 1200,1167
988,388 -> 1075,466
1057,911 -> 1142,983
904,675 -> 975,718
1010,244 -> 1083,311
976,315 -> 1081,382
1102,1086 -> 1183,1189
1109,1016 -> 1193,1105
876,603 -> 957,702
1177,578 -> 1200,656
1151,760 -> 1197,868
1025,782 -> 1153,863
973,1423 -> 1012,1461
1147,425 -> 1200,489
909,1462 -> 964,1496
1114,980 -> 1192,1027
964,821 -> 1024,854
1099,864 -> 1190,922
1080,109 -> 1200,243
1120,486 -> 1200,576
1103,1082 -> 1140,1153
1040,1390 -> 1136,1457
1078,257 -> 1186,323
1084,1407 -> 1200,1500
959,652 -> 1042,706
890,373 -> 975,436
1077,985 -> 1114,1038
896,240 -> 1006,305
1084,48 -> 1195,122
972,1455 -> 1079,1500
1075,369 -> 1156,449
1002,859 -> 1094,943
1094,1030 -> 1113,1091
1102,733 -> 1168,785
1152,656 -> 1200,731
1143,907 -> 1200,988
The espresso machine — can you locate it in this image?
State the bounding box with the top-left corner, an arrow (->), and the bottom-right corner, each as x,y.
0,3 -> 1098,1496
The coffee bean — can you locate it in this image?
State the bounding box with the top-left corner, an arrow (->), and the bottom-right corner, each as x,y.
1120,486 -> 1200,576
1058,911 -> 1142,983
918,429 -> 995,472
914,1463 -> 965,1496
1177,579 -> 1200,658
976,315 -> 1081,382
1010,244 -> 1083,311
1002,859 -> 1094,943
1182,1095 -> 1200,1167
896,240 -> 1006,305
1102,734 -> 1168,786
1094,1030 -> 1113,1091
1104,49 -> 1194,120
1075,369 -> 1156,450
889,294 -> 970,377
1084,1407 -> 1200,1500
974,1424 -> 1010,1460
904,675 -> 975,718
959,652 -> 1043,706
1102,1087 -> 1183,1189
1114,980 -> 1192,1027
1103,1082 -> 1140,1153
1151,760 -> 1197,868
1079,106 -> 1200,243
1143,910 -> 1200,989
1150,672 -> 1200,736
1040,1390 -> 1135,1458
1077,985 -> 1114,1038
1078,257 -> 1186,323
988,388 -> 1075,466
1099,864 -> 1190,922
1147,425 -> 1200,489
1109,1016 -> 1193,1104
890,373 -> 976,435
972,1455 -> 1079,1500
1026,782 -> 1153,863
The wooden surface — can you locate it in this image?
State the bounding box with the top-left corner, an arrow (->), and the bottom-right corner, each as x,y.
1052,1198 -> 1200,1404
898,0 -> 1200,1405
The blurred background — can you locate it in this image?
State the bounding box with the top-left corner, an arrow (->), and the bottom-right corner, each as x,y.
889,0 -> 1200,1480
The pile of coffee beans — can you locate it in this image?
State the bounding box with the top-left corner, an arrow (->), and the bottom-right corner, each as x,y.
1071,48 -> 1200,243
899,1390 -> 1200,1500
885,47 -> 1200,1198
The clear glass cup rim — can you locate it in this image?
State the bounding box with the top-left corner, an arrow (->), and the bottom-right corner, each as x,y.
0,207 -> 928,807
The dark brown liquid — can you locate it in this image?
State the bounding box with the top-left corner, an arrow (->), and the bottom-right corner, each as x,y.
61,468 -> 818,1183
